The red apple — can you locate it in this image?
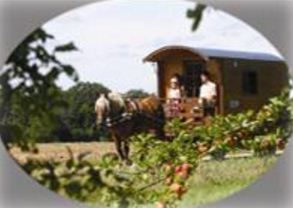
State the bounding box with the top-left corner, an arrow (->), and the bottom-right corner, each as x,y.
177,171 -> 189,180
277,138 -> 286,150
175,165 -> 182,173
181,163 -> 191,172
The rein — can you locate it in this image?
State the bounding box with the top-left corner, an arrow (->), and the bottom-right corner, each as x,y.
105,112 -> 133,127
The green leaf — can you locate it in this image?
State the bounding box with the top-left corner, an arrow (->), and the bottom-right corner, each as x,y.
55,42 -> 78,52
186,4 -> 207,31
62,65 -> 75,76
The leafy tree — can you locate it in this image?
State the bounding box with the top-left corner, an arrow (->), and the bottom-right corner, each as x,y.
0,28 -> 79,148
59,82 -> 110,141
125,89 -> 150,99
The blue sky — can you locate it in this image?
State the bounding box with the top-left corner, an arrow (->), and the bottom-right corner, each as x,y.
43,0 -> 281,93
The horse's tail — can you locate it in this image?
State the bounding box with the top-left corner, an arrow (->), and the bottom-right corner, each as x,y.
153,98 -> 166,140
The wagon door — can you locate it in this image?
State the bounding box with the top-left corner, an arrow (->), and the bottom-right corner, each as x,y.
183,61 -> 205,98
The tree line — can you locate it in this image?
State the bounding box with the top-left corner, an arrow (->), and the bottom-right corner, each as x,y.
1,80 -> 150,143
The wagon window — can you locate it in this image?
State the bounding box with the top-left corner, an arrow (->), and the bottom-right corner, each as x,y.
242,71 -> 258,95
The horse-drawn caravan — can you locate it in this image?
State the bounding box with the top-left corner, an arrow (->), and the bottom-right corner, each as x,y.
95,45 -> 288,162
143,45 -> 289,121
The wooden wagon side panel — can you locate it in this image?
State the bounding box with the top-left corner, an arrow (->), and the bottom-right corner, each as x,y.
157,61 -> 166,98
221,59 -> 288,114
162,58 -> 184,98
206,59 -> 224,114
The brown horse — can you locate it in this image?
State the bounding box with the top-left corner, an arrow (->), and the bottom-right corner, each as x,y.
95,92 -> 165,163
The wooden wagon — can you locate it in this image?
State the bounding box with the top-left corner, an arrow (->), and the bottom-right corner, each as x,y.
143,45 -> 288,122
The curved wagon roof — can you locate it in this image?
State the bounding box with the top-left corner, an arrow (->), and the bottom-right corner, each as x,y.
143,45 -> 284,62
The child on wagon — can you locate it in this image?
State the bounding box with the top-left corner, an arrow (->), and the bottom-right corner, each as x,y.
167,74 -> 183,118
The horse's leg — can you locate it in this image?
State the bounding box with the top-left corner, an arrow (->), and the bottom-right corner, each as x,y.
113,133 -> 125,161
122,139 -> 132,165
154,125 -> 166,140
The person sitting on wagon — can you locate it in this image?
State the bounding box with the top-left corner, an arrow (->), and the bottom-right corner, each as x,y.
198,71 -> 217,117
167,74 -> 183,118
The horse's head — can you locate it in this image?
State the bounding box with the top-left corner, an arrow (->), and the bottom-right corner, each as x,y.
95,94 -> 110,128
95,92 -> 126,129
107,91 -> 125,116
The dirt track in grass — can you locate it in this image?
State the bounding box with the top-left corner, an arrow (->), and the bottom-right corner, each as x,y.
8,142 -> 116,164
8,142 -> 283,165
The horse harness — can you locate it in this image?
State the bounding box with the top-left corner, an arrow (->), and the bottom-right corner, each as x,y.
105,98 -> 164,128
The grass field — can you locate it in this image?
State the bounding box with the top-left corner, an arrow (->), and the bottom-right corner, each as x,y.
181,156 -> 277,207
8,142 -> 279,207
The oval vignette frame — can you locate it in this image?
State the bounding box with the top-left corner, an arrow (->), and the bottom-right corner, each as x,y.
0,0 -> 292,208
